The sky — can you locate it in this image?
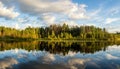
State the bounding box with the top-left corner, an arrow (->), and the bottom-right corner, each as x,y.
0,0 -> 120,33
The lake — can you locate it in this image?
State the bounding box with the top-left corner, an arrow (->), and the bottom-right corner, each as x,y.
0,41 -> 120,69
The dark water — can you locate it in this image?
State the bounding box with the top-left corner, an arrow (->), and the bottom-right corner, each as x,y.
0,41 -> 120,69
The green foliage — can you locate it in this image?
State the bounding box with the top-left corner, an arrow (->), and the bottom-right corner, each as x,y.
0,24 -> 119,41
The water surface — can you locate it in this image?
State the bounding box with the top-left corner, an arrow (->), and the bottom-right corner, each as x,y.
0,41 -> 120,69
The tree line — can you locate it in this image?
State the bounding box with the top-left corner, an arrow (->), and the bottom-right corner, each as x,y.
0,23 -> 118,41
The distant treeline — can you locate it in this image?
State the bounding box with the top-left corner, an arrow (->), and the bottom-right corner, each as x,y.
0,24 -> 119,41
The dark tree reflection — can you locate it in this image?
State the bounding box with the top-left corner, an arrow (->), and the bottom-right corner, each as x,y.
0,41 -> 119,55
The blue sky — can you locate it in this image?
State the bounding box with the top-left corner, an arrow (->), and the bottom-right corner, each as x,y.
0,0 -> 120,33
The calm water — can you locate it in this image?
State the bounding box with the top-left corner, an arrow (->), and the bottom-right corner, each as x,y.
0,41 -> 120,69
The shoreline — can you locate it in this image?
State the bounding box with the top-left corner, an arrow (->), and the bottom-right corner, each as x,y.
0,38 -> 119,42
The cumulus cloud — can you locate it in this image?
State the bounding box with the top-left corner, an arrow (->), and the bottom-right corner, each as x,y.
0,0 -> 90,26
18,0 -> 88,20
41,15 -> 56,25
18,0 -> 71,14
0,1 -> 19,19
1,0 -> 88,21
68,4 -> 89,20
105,18 -> 120,24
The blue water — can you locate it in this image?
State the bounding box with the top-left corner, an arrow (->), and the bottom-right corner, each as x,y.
0,45 -> 120,69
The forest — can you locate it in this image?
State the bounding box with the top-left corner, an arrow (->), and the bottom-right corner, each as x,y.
0,23 -> 119,41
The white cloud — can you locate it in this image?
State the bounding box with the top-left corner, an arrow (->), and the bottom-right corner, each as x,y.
107,7 -> 120,16
19,0 -> 88,20
0,0 -> 90,26
83,23 -> 96,26
41,14 -> 56,25
69,12 -> 89,20
107,27 -> 120,33
105,18 -> 120,24
15,23 -> 19,29
17,18 -> 26,23
68,4 -> 89,20
89,8 -> 101,17
1,0 -> 88,20
61,20 -> 78,27
0,1 -> 19,19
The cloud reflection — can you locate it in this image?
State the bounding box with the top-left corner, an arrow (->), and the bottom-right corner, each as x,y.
106,54 -> 119,60
42,54 -> 55,62
0,57 -> 18,69
0,49 -> 90,69
0,48 -> 120,69
16,58 -> 90,69
68,58 -> 90,69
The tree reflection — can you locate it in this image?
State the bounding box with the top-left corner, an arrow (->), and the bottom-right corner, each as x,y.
0,41 -> 120,55
0,41 -> 39,51
39,41 -> 120,55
